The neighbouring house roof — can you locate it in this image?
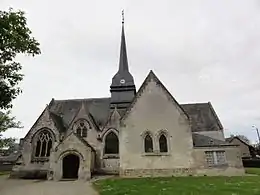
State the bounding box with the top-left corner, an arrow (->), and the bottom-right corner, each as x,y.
0,151 -> 21,163
225,136 -> 255,149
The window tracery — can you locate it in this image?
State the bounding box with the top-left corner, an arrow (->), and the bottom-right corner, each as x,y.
34,130 -> 53,158
74,119 -> 89,137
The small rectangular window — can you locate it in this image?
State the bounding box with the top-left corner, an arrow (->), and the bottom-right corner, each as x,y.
205,151 -> 226,166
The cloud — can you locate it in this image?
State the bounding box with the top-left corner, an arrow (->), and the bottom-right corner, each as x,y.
1,0 -> 260,143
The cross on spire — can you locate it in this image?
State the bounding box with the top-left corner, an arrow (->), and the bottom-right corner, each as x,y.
122,9 -> 124,24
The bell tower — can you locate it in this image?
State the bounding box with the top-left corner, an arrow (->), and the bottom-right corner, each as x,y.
110,11 -> 136,109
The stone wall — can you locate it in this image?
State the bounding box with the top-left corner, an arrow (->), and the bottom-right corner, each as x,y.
102,158 -> 119,174
120,79 -> 195,176
120,168 -> 194,177
12,107 -> 60,178
193,146 -> 245,176
49,133 -> 93,181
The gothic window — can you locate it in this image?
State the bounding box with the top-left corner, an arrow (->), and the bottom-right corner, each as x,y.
104,131 -> 119,154
34,130 -> 53,158
144,134 -> 153,153
74,119 -> 88,137
159,134 -> 168,153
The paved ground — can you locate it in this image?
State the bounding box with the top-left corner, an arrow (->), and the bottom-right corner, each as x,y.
0,175 -> 99,195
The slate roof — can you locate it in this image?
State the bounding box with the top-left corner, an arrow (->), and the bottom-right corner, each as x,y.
181,102 -> 223,132
49,98 -> 111,129
192,133 -> 233,147
49,97 -> 222,133
111,22 -> 135,88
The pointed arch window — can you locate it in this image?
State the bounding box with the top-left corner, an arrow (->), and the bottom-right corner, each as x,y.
104,131 -> 119,154
144,134 -> 153,153
34,130 -> 53,158
74,119 -> 89,137
159,134 -> 168,153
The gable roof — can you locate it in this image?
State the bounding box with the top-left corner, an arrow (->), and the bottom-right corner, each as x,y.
29,74 -> 224,134
49,97 -> 111,129
192,133 -> 235,147
48,97 -> 223,133
55,131 -> 95,151
121,70 -> 189,121
226,136 -> 254,148
181,102 -> 223,132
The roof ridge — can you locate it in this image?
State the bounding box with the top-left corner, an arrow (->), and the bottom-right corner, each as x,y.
54,97 -> 110,102
181,102 -> 209,105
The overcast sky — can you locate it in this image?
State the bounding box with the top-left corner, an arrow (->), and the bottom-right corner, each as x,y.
1,0 -> 260,143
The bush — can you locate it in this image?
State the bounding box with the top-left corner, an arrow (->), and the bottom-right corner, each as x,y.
243,159 -> 260,168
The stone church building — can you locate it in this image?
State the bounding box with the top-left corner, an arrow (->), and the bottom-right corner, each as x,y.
12,20 -> 245,180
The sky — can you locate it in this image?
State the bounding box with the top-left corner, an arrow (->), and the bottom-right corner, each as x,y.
1,0 -> 260,143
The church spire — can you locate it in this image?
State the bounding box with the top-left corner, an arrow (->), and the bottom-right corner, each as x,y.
110,11 -> 136,109
119,10 -> 129,72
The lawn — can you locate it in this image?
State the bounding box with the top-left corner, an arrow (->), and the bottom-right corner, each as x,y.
94,176 -> 260,195
0,171 -> 10,176
245,168 -> 260,175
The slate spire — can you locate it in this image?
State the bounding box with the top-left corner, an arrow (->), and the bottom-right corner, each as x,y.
118,10 -> 129,72
110,11 -> 136,109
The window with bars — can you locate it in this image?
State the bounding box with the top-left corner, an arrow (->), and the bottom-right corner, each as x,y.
205,151 -> 226,166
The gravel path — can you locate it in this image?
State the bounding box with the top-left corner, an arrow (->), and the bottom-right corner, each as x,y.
0,175 -> 98,195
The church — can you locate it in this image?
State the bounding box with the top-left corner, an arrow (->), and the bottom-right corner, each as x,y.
11,17 -> 245,180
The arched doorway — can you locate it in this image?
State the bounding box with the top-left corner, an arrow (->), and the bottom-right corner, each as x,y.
62,154 -> 80,179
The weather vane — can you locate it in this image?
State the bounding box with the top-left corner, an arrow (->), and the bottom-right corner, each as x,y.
122,9 -> 124,24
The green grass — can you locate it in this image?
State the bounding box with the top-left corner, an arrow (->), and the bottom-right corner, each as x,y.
245,168 -> 260,175
0,171 -> 10,176
94,176 -> 260,195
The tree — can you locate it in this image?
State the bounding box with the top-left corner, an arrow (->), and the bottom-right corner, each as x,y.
0,8 -> 40,149
0,110 -> 21,148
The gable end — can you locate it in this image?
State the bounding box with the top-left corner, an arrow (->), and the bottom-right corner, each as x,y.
121,70 -> 189,122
